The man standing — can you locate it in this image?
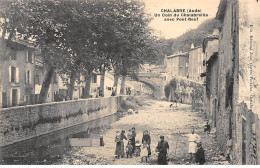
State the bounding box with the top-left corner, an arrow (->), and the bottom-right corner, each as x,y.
156,135 -> 169,165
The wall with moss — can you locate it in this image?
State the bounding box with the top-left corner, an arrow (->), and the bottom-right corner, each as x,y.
165,78 -> 205,110
0,96 -> 126,147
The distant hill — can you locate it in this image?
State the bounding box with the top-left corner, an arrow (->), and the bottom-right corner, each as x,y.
155,18 -> 219,65
171,18 -> 219,53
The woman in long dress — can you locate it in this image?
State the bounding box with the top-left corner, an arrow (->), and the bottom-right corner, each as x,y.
119,130 -> 127,157
115,131 -> 121,158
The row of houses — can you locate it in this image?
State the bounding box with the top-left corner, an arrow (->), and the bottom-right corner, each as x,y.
0,39 -> 133,108
205,0 -> 260,165
164,0 -> 260,164
164,39 -> 214,83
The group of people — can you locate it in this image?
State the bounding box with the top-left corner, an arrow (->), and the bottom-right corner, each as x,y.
114,128 -> 151,163
114,126 -> 206,165
187,126 -> 206,165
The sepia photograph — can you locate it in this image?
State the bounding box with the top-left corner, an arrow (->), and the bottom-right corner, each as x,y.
0,0 -> 259,166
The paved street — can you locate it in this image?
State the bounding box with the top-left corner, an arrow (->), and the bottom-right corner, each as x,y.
55,98 -> 229,165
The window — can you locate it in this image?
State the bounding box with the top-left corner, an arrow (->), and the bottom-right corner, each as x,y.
92,74 -> 97,83
9,66 -> 19,83
186,62 -> 188,68
26,70 -> 30,84
35,75 -> 40,84
10,50 -> 17,60
11,67 -> 16,83
26,49 -> 33,63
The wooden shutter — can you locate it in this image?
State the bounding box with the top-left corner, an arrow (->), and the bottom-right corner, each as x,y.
26,49 -> 28,62
9,88 -> 12,106
8,66 -> 11,82
17,88 -> 20,105
25,72 -> 27,84
16,67 -> 19,83
29,70 -> 31,84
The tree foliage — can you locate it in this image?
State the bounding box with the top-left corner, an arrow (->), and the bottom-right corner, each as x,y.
0,0 -> 159,101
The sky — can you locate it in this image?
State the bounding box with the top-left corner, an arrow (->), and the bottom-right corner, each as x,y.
143,0 -> 220,39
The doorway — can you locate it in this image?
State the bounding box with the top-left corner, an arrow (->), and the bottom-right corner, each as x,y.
242,118 -> 246,164
213,99 -> 217,127
2,92 -> 8,108
12,89 -> 18,106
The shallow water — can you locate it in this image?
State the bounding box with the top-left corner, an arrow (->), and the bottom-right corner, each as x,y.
0,113 -> 119,165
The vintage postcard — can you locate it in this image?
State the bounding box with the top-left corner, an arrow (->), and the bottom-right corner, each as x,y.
0,0 -> 259,166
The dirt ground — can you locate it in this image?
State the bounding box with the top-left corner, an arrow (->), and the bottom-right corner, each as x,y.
55,97 -> 229,165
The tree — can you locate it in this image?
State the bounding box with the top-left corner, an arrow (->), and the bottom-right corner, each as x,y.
1,0 -> 85,103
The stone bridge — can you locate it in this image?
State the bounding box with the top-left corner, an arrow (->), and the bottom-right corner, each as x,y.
131,73 -> 167,99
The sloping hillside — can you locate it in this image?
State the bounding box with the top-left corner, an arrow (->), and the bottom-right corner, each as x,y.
155,18 -> 219,65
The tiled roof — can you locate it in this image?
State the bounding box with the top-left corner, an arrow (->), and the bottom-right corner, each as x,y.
166,52 -> 188,59
189,46 -> 202,51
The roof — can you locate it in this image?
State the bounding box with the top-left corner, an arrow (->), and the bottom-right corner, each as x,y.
189,46 -> 202,51
166,52 -> 188,59
216,0 -> 227,21
202,35 -> 219,53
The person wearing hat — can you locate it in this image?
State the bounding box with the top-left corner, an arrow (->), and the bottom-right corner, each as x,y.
195,142 -> 206,165
156,135 -> 169,165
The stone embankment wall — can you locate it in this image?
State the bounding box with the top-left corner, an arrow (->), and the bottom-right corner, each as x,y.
164,78 -> 205,111
0,96 -> 126,147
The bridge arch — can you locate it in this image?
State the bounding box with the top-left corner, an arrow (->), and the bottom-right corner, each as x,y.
131,73 -> 166,99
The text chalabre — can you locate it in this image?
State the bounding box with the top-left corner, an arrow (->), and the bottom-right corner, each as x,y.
161,9 -> 202,13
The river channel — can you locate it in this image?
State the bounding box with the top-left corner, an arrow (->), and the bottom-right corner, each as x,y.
0,113 -> 119,165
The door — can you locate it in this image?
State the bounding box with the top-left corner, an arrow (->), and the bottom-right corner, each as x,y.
2,92 -> 8,108
12,89 -> 17,106
242,118 -> 246,164
213,99 -> 217,127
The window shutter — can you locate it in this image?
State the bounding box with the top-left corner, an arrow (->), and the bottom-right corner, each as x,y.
16,67 -> 19,83
29,70 -> 31,84
9,66 -> 11,82
26,49 -> 28,62
17,88 -> 20,105
25,72 -> 27,84
9,89 -> 12,106
32,51 -> 34,63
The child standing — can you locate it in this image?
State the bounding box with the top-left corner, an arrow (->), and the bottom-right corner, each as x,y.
195,142 -> 206,165
126,140 -> 133,158
140,142 -> 149,163
135,140 -> 141,157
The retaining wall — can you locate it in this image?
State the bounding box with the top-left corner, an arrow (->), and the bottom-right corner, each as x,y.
0,96 -> 126,147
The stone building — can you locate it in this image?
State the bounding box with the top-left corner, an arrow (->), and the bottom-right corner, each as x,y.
165,52 -> 189,82
188,46 -> 206,83
0,39 -> 36,108
203,35 -> 219,127
215,0 -> 260,164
